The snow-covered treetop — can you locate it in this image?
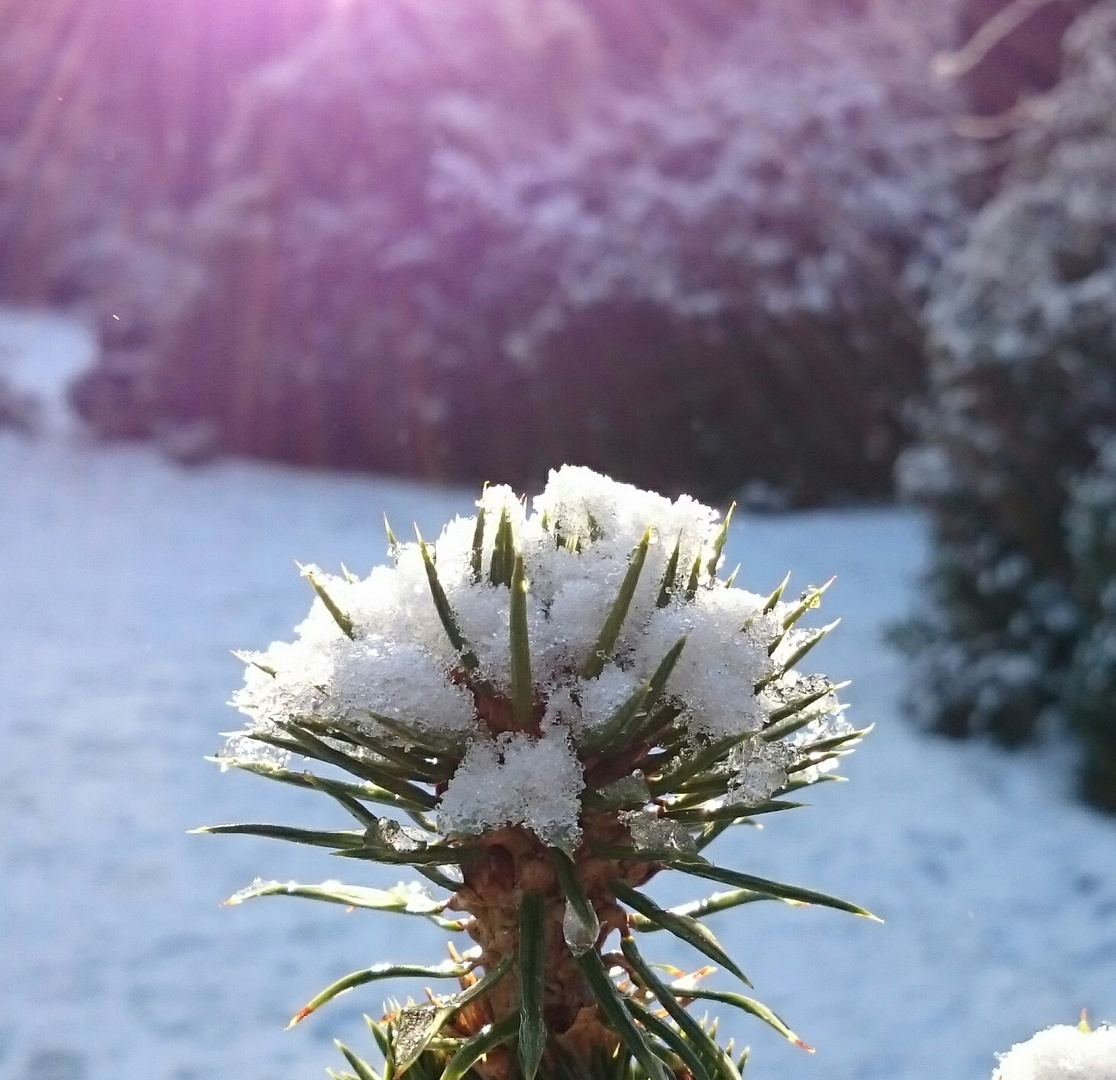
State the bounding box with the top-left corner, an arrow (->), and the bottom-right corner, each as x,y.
225,466 -> 848,850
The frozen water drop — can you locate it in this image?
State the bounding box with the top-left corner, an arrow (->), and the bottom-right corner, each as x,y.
562,896 -> 600,956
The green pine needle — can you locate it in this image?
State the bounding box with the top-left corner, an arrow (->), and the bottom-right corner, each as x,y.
684,551 -> 703,601
471,486 -> 488,582
222,878 -> 465,930
667,987 -> 811,1052
300,565 -> 355,639
277,721 -> 439,809
510,554 -> 534,724
620,935 -> 737,1080
656,534 -> 683,608
289,960 -> 473,1028
517,893 -> 547,1080
440,1015 -> 519,1080
667,858 -> 880,920
575,949 -> 672,1080
207,756 -> 422,813
706,503 -> 735,581
612,880 -> 752,987
336,1040 -> 380,1080
384,515 -> 401,562
762,572 -> 791,613
625,889 -> 776,931
416,530 -> 479,672
756,619 -> 840,691
489,508 -> 514,587
768,578 -> 836,655
191,822 -> 364,848
582,527 -> 652,679
624,996 -> 714,1080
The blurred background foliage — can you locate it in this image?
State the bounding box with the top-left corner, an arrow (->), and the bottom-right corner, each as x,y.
3,0 -> 964,502
4,0 -> 1116,808
896,0 -> 1116,809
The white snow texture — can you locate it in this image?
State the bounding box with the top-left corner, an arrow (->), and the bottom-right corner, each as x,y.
994,1025 -> 1116,1080
227,464 -> 845,849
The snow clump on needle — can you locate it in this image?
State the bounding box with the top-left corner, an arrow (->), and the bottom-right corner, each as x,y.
223,465 -> 850,851
992,1023 -> 1116,1080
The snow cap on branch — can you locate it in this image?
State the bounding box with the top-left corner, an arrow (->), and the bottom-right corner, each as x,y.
225,466 -> 848,848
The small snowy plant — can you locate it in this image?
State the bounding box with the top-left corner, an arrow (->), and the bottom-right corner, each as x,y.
199,466 -> 872,1080
992,1017 -> 1116,1080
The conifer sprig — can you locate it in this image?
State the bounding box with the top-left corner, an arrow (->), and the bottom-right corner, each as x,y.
203,468 -> 871,1080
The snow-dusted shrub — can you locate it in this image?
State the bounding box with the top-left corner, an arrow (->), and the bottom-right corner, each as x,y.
137,0 -> 960,502
1064,438 -> 1116,809
992,1021 -> 1116,1080
200,466 -> 872,1079
897,1 -> 1116,803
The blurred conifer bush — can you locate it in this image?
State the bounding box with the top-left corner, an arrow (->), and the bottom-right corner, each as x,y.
897,0 -> 1116,809
7,0 -> 964,503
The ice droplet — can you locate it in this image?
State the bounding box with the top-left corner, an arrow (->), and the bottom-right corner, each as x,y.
621,809 -> 698,854
224,877 -> 270,905
366,818 -> 426,853
393,1003 -> 443,1067
562,897 -> 599,956
727,738 -> 792,806
594,771 -> 651,810
217,731 -> 290,769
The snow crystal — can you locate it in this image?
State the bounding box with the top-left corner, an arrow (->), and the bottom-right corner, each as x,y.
224,877 -> 270,905
635,585 -> 776,738
216,732 -> 290,769
593,771 -> 651,810
727,738 -> 793,806
231,638 -> 332,725
621,809 -> 697,854
537,570 -> 628,672
760,671 -> 844,729
992,1024 -> 1116,1080
567,665 -> 643,737
326,639 -> 476,735
534,466 -> 717,561
533,467 -> 720,616
438,725 -> 584,850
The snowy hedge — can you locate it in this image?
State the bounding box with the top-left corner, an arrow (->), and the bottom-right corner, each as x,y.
898,0 -> 1116,808
1064,438 -> 1116,808
114,0 -> 961,503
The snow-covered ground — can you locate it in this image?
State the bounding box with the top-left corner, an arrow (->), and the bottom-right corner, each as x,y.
0,310 -> 96,437
0,311 -> 1114,1080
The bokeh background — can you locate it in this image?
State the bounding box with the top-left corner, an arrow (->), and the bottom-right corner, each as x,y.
2,1 -> 1116,1078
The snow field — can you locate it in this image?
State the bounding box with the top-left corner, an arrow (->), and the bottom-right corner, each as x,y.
1,312 -> 1114,1080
